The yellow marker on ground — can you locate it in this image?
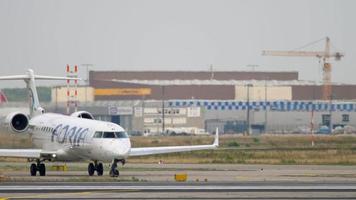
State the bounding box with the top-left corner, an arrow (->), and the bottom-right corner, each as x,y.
51,165 -> 68,171
174,173 -> 187,182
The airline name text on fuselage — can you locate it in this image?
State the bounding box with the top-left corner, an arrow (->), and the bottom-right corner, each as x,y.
51,124 -> 89,146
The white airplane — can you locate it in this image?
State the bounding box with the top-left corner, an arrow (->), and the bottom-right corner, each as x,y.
0,69 -> 219,177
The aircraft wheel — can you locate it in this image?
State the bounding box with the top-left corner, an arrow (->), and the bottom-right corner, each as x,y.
97,162 -> 104,176
109,169 -> 119,177
88,163 -> 95,176
38,163 -> 46,176
114,169 -> 119,176
109,159 -> 120,177
30,163 -> 37,176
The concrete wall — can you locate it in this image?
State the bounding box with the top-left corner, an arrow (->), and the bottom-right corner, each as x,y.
51,87 -> 94,103
235,86 -> 292,101
92,82 -> 236,100
292,85 -> 356,100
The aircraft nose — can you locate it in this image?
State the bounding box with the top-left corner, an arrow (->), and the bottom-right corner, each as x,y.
112,139 -> 131,157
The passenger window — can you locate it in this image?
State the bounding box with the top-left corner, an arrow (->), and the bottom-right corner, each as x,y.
103,132 -> 116,138
115,132 -> 128,138
93,132 -> 103,138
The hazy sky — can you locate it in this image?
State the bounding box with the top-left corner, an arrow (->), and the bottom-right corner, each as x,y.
0,0 -> 355,88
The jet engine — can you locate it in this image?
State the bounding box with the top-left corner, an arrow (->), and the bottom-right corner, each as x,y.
70,111 -> 94,120
4,112 -> 29,133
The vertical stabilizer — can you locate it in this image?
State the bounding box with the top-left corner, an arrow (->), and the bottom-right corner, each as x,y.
25,69 -> 43,117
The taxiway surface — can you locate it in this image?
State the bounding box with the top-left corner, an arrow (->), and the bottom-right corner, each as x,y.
1,163 -> 356,199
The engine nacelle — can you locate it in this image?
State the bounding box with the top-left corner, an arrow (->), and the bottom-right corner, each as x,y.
70,111 -> 94,120
4,112 -> 29,133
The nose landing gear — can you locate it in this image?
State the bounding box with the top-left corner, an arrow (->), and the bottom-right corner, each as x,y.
109,159 -> 125,177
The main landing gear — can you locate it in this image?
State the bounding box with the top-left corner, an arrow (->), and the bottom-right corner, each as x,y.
30,160 -> 46,176
88,161 -> 104,176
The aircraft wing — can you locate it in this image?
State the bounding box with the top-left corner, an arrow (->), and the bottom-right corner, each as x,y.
0,149 -> 57,159
129,128 -> 219,157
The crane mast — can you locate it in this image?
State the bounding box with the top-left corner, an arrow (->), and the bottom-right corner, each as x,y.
262,37 -> 344,100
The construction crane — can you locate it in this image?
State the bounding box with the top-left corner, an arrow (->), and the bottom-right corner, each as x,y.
262,37 -> 344,100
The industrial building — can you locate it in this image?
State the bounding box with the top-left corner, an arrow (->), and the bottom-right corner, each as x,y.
39,70 -> 356,135
86,70 -> 356,101
50,70 -> 356,103
88,71 -> 298,100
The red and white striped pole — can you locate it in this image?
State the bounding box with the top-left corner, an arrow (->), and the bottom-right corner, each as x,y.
310,107 -> 315,147
66,64 -> 70,115
74,65 -> 78,112
66,64 -> 79,114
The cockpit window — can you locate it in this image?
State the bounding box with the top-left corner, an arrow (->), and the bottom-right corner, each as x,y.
93,131 -> 129,139
93,131 -> 103,138
115,131 -> 128,138
103,132 -> 116,138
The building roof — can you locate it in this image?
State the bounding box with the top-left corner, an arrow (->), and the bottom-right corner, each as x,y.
110,79 -> 331,86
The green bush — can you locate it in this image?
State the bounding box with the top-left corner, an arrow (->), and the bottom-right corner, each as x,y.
253,137 -> 260,143
227,141 -> 240,147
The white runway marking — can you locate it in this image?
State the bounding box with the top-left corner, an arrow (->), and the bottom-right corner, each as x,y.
1,185 -> 356,192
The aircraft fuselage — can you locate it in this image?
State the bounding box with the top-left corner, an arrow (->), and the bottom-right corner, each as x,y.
29,113 -> 131,162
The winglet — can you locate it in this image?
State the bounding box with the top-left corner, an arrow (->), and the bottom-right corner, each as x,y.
213,127 -> 219,147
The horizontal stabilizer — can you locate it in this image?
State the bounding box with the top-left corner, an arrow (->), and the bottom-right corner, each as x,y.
0,75 -> 80,81
0,75 -> 29,80
34,75 -> 81,81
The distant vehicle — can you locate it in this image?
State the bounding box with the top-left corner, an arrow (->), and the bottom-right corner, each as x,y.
344,125 -> 356,134
317,125 -> 331,134
334,125 -> 356,134
165,127 -> 209,136
0,69 -> 219,177
128,130 -> 143,136
292,126 -> 310,134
